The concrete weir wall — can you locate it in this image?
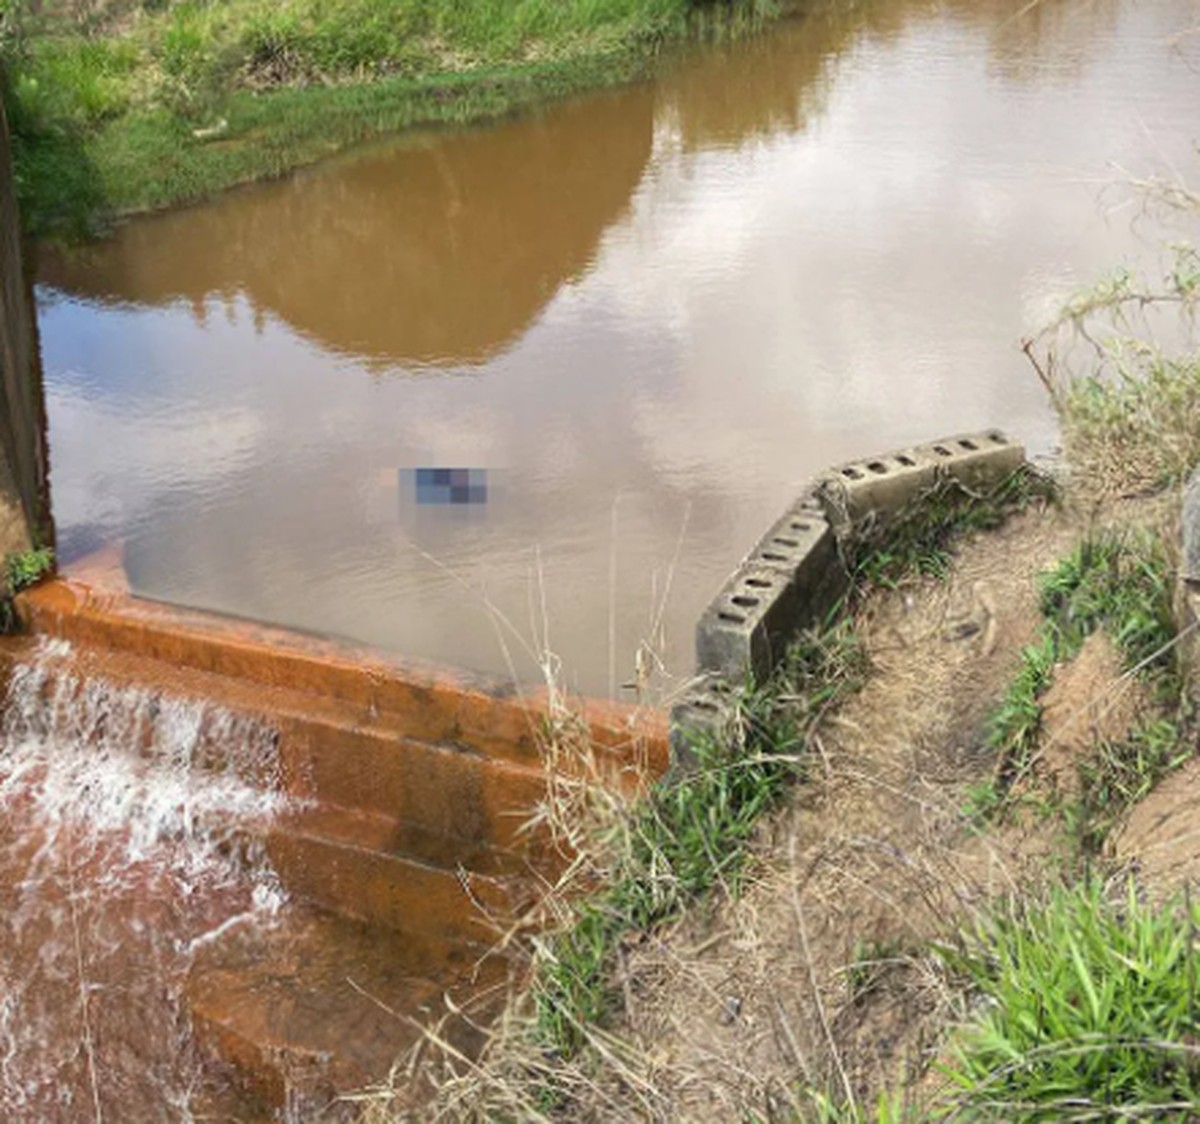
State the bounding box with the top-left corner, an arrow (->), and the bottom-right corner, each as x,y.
673,430 -> 1026,757
0,98 -> 46,556
13,576 -> 670,944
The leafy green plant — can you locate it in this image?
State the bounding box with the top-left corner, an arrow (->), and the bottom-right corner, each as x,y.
4,543 -> 52,592
0,544 -> 52,634
935,881 -> 1200,1121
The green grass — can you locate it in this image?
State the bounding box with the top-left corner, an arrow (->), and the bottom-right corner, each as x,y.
1,0 -> 783,237
533,617 -> 867,1063
1077,718 -> 1192,849
935,881 -> 1200,1122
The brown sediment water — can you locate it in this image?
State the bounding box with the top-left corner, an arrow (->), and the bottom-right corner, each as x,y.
0,578 -> 667,1116
33,0 -> 1200,700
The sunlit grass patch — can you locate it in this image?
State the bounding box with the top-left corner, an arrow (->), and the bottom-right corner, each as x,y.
935,881 -> 1200,1122
1,0 -> 783,236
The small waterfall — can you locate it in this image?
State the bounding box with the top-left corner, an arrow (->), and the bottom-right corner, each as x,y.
0,639 -> 291,1121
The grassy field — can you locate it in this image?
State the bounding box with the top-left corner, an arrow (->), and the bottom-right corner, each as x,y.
0,0 -> 781,238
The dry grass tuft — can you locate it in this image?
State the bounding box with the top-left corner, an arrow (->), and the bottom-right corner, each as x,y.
1057,344 -> 1200,501
1022,181 -> 1200,503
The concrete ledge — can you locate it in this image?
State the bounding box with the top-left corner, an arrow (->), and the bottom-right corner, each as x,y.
817,429 -> 1025,536
677,428 -> 1027,764
695,492 -> 847,683
15,576 -> 667,776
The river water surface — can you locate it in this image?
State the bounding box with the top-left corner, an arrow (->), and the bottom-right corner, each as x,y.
35,0 -> 1200,698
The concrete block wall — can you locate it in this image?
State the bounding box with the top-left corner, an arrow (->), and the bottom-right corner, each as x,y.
675,429 -> 1026,760
695,494 -> 845,683
816,430 -> 1025,537
668,673 -> 735,767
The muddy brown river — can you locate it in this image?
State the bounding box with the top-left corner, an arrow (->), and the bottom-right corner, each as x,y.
35,0 -> 1200,699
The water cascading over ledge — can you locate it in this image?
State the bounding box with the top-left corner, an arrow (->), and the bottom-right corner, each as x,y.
0,573 -> 669,1116
0,637 -> 289,1118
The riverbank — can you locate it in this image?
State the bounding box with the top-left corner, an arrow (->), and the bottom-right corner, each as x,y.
0,0 -> 783,239
362,214 -> 1200,1118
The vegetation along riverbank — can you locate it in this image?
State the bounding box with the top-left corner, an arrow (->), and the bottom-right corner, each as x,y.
0,0 -> 786,240
353,189 -> 1200,1120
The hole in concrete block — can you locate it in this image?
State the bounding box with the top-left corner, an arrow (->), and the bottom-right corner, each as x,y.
790,521 -> 812,532
731,595 -> 760,609
692,699 -> 719,713
958,438 -> 977,451
718,611 -> 746,624
933,445 -> 951,457
773,537 -> 799,548
762,552 -> 788,563
841,467 -> 862,480
745,578 -> 772,589
867,461 -> 888,475
989,432 -> 1007,444
896,454 -> 916,467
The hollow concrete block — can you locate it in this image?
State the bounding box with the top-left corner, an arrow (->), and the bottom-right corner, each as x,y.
668,674 -> 737,770
695,500 -> 846,683
817,429 -> 1026,535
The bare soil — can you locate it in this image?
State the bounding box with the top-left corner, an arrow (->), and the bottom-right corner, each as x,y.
1116,759 -> 1200,899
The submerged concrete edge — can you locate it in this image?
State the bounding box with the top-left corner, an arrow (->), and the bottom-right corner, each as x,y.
671,428 -> 1027,765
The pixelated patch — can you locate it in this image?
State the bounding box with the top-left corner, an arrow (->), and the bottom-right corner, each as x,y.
409,467 -> 488,505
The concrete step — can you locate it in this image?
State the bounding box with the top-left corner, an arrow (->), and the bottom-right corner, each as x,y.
16,578 -> 669,776
187,904 -> 510,1116
264,826 -> 529,946
0,636 -> 560,879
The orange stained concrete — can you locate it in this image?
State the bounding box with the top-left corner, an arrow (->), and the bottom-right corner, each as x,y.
265,828 -> 523,945
11,576 -> 670,913
185,905 -> 510,1117
3,575 -> 671,1105
17,577 -> 669,778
